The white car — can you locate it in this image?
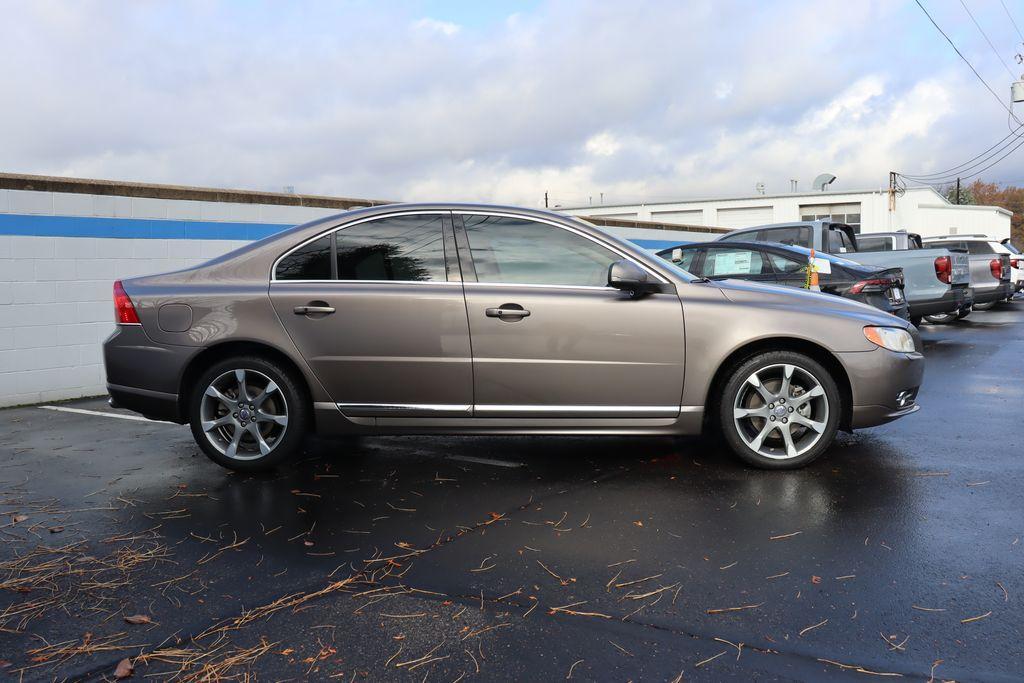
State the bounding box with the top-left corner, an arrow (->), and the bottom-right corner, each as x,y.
999,239 -> 1023,297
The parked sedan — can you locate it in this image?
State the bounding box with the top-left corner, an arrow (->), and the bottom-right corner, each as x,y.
104,204 -> 924,471
655,241 -> 909,319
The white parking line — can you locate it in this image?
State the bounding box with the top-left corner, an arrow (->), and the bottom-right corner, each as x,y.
447,455 -> 525,468
39,405 -> 164,423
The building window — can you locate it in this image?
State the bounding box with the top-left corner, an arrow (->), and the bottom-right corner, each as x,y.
800,203 -> 862,234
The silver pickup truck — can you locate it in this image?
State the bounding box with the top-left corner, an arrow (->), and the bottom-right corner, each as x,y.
717,222 -> 972,326
922,234 -> 1013,311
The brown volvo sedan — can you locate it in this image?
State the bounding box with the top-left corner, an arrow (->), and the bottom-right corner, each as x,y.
103,204 -> 923,470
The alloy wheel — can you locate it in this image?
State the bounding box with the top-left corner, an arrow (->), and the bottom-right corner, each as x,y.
733,363 -> 829,460
199,369 -> 289,460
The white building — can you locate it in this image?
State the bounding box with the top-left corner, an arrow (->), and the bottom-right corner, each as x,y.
560,186 -> 1012,240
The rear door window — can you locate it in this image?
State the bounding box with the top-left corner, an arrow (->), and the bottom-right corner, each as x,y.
335,214 -> 447,281
766,252 -> 805,274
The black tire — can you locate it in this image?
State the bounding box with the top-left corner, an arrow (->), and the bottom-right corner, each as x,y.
189,355 -> 309,472
717,350 -> 842,470
923,311 -> 959,324
909,316 -> 923,328
957,307 -> 972,319
972,300 -> 996,311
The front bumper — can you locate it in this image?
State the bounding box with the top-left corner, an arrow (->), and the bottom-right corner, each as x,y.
838,348 -> 925,429
908,285 -> 973,317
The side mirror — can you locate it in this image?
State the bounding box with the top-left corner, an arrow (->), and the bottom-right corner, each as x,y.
608,259 -> 655,295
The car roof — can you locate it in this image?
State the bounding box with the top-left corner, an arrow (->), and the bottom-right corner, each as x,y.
656,240 -> 857,265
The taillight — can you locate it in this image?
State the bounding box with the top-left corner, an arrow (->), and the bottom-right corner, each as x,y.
849,278 -> 897,294
933,255 -> 951,284
1011,258 -> 1020,269
113,280 -> 140,324
989,259 -> 1002,279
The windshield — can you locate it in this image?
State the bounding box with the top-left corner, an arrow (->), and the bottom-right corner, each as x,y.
1004,241 -> 1021,255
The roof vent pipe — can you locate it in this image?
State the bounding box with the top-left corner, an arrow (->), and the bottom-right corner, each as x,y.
812,173 -> 837,192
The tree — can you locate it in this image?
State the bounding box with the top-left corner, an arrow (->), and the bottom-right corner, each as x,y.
966,181 -> 1024,247
940,181 -> 1024,246
940,182 -> 975,206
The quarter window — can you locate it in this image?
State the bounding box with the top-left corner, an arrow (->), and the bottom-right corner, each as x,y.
335,214 -> 447,281
462,215 -> 619,287
275,235 -> 332,281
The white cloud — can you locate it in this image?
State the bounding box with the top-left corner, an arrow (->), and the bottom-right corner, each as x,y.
412,17 -> 461,37
0,0 -> 1019,208
584,132 -> 621,157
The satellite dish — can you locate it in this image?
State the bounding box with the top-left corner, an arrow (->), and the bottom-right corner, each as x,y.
755,182 -> 765,195
812,173 -> 837,191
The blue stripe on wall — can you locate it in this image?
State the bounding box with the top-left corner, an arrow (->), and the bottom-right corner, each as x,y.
0,214 -> 693,251
0,213 -> 295,241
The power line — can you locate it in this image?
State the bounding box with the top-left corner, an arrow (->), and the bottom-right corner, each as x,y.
912,0 -> 1018,120
1000,0 -> 1024,44
959,0 -> 1016,79
899,121 -> 1024,180
901,130 -> 1024,187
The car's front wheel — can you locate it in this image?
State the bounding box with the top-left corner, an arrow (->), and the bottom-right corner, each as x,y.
923,311 -> 959,324
718,351 -> 841,469
189,356 -> 309,471
972,300 -> 996,311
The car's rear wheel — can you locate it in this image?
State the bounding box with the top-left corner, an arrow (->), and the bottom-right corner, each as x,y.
189,356 -> 309,471
972,300 -> 996,311
718,351 -> 841,469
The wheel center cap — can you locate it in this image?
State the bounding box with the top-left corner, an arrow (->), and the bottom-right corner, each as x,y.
239,409 -> 250,421
773,405 -> 787,418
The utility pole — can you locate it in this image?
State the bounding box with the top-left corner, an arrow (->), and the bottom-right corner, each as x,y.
544,191 -> 548,208
956,177 -> 961,205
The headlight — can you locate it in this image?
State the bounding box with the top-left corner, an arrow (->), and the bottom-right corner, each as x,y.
863,326 -> 916,353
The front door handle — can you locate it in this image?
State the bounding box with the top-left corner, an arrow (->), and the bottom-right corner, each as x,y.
294,303 -> 335,316
485,304 -> 530,320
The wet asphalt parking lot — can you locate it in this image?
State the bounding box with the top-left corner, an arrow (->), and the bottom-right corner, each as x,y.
1,303 -> 1022,682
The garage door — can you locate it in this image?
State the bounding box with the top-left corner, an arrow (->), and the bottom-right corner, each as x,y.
651,209 -> 704,225
716,206 -> 774,228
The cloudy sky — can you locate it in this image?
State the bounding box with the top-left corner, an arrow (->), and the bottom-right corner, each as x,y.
4,0 -> 1024,207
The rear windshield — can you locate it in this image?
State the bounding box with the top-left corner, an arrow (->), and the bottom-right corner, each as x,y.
855,235 -> 892,252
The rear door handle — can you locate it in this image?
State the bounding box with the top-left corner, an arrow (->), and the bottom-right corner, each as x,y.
294,304 -> 335,315
485,305 -> 530,320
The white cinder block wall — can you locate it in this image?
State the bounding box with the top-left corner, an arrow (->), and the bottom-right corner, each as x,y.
0,178 -> 356,408
0,176 -> 702,408
0,234 -> 248,406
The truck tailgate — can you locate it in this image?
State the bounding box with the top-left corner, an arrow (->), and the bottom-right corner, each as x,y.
950,252 -> 970,285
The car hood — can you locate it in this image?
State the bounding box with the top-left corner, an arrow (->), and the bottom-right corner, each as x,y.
711,278 -> 912,328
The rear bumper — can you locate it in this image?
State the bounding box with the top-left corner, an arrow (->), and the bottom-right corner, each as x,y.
838,348 -> 924,429
103,325 -> 193,423
908,285 -> 972,317
973,283 -> 1014,305
107,383 -> 182,422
